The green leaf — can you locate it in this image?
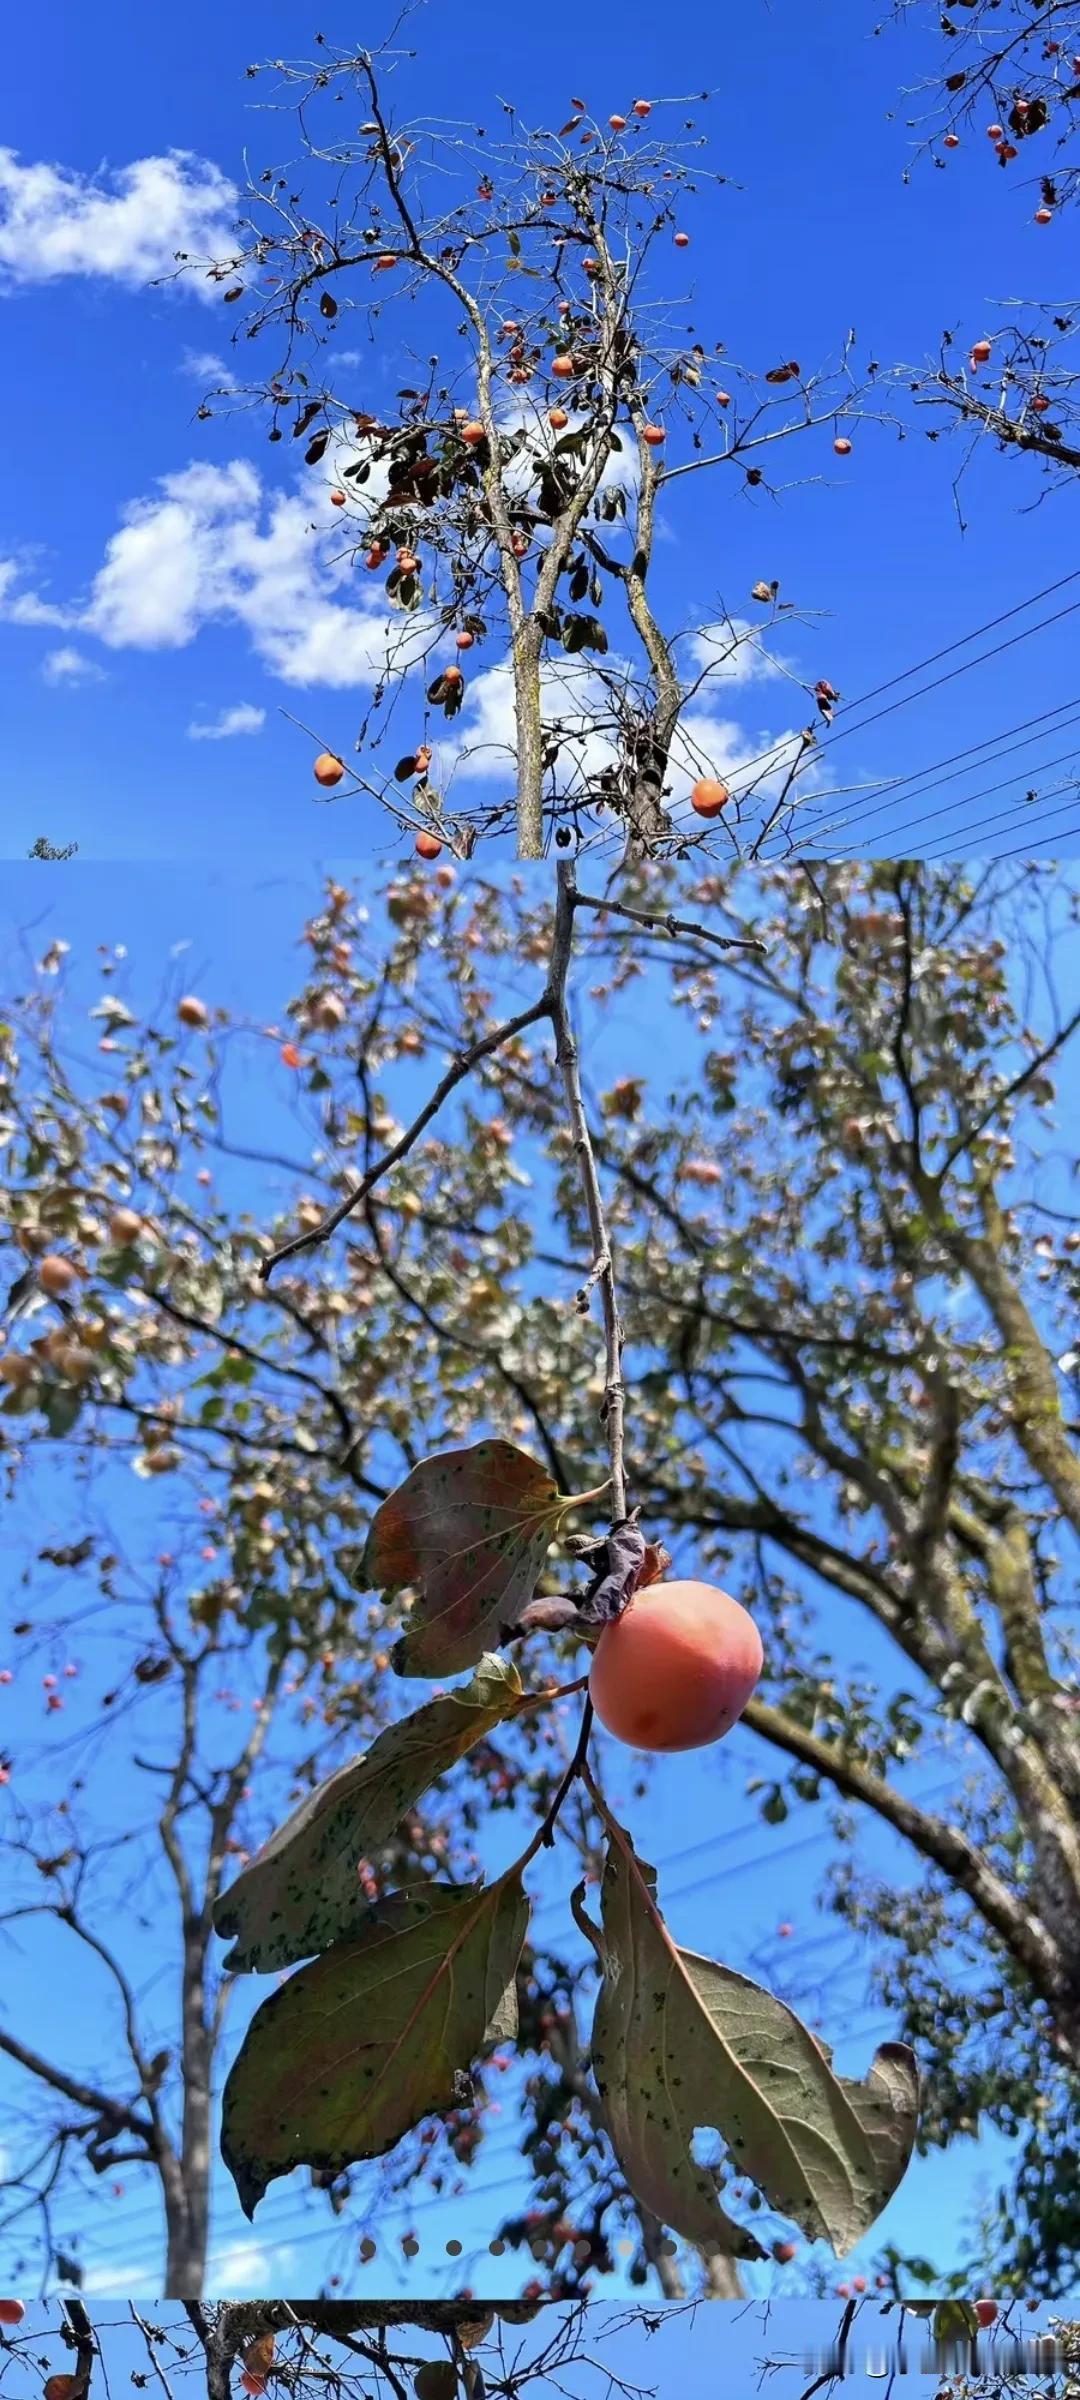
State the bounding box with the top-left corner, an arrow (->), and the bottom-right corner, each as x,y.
359,1438 -> 605,1676
220,1873 -> 530,2217
214,1654 -> 529,1972
932,2301 -> 979,2343
43,1385 -> 83,1437
577,1832 -> 919,2258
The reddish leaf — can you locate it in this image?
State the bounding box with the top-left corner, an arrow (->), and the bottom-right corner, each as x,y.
358,1438 -> 607,1675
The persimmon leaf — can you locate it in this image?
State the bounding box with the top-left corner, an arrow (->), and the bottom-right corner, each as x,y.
214,1654 -> 529,1972
358,1438 -> 606,1675
578,1832 -> 919,2257
221,1873 -> 529,2217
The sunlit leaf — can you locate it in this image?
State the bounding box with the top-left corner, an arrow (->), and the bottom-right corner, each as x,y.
215,1654 -> 529,1971
575,1829 -> 919,2257
221,1873 -> 529,2216
359,1438 -> 606,1675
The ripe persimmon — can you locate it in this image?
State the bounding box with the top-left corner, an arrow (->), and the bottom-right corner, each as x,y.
690,777 -> 730,818
772,2241 -> 797,2263
548,407 -> 569,429
177,995 -> 210,1028
971,337 -> 992,363
551,354 -> 575,379
313,753 -> 345,787
674,230 -> 690,247
944,131 -> 960,147
975,2300 -> 998,2329
109,1208 -> 142,1245
0,2301 -> 25,2326
37,1255 -> 76,1298
986,123 -> 1004,139
415,831 -> 442,860
609,114 -> 627,131
632,99 -> 652,117
1031,393 -> 1051,412
1035,207 -> 1053,223
455,629 -> 475,649
330,490 -> 346,506
373,253 -> 398,271
641,423 -> 666,446
589,1579 -> 763,1752
443,664 -> 464,688
833,436 -> 852,455
461,421 -> 487,446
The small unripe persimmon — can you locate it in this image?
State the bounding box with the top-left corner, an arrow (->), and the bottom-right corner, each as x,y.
690,777 -> 730,819
37,1255 -> 76,1298
177,994 -> 210,1027
588,1579 -> 763,1752
313,753 -> 345,788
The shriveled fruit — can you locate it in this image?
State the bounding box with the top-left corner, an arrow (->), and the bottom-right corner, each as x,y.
37,1256 -> 76,1297
313,753 -> 345,787
588,1578 -> 763,1752
178,995 -> 210,1028
690,777 -> 730,819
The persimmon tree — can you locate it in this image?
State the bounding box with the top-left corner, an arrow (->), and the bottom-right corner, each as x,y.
885,0 -> 1080,487
0,2293 -> 657,2400
6,856 -> 1080,2300
179,35 -> 871,862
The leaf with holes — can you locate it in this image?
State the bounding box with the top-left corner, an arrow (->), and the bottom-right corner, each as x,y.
221,1873 -> 529,2216
214,1655 -> 531,1972
574,1830 -> 919,2256
359,1438 -> 607,1676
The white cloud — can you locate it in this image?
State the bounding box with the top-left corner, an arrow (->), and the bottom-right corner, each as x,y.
187,701 -> 265,740
0,559 -> 75,627
0,148 -> 237,295
181,347 -> 236,386
41,645 -> 105,685
3,458 -> 433,692
685,618 -> 787,686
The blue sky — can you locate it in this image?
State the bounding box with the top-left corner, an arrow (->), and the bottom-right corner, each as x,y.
2,0 -> 1080,862
3,860 -> 1077,2304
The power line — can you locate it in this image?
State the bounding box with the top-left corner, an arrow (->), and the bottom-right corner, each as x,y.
763,699 -> 1080,861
